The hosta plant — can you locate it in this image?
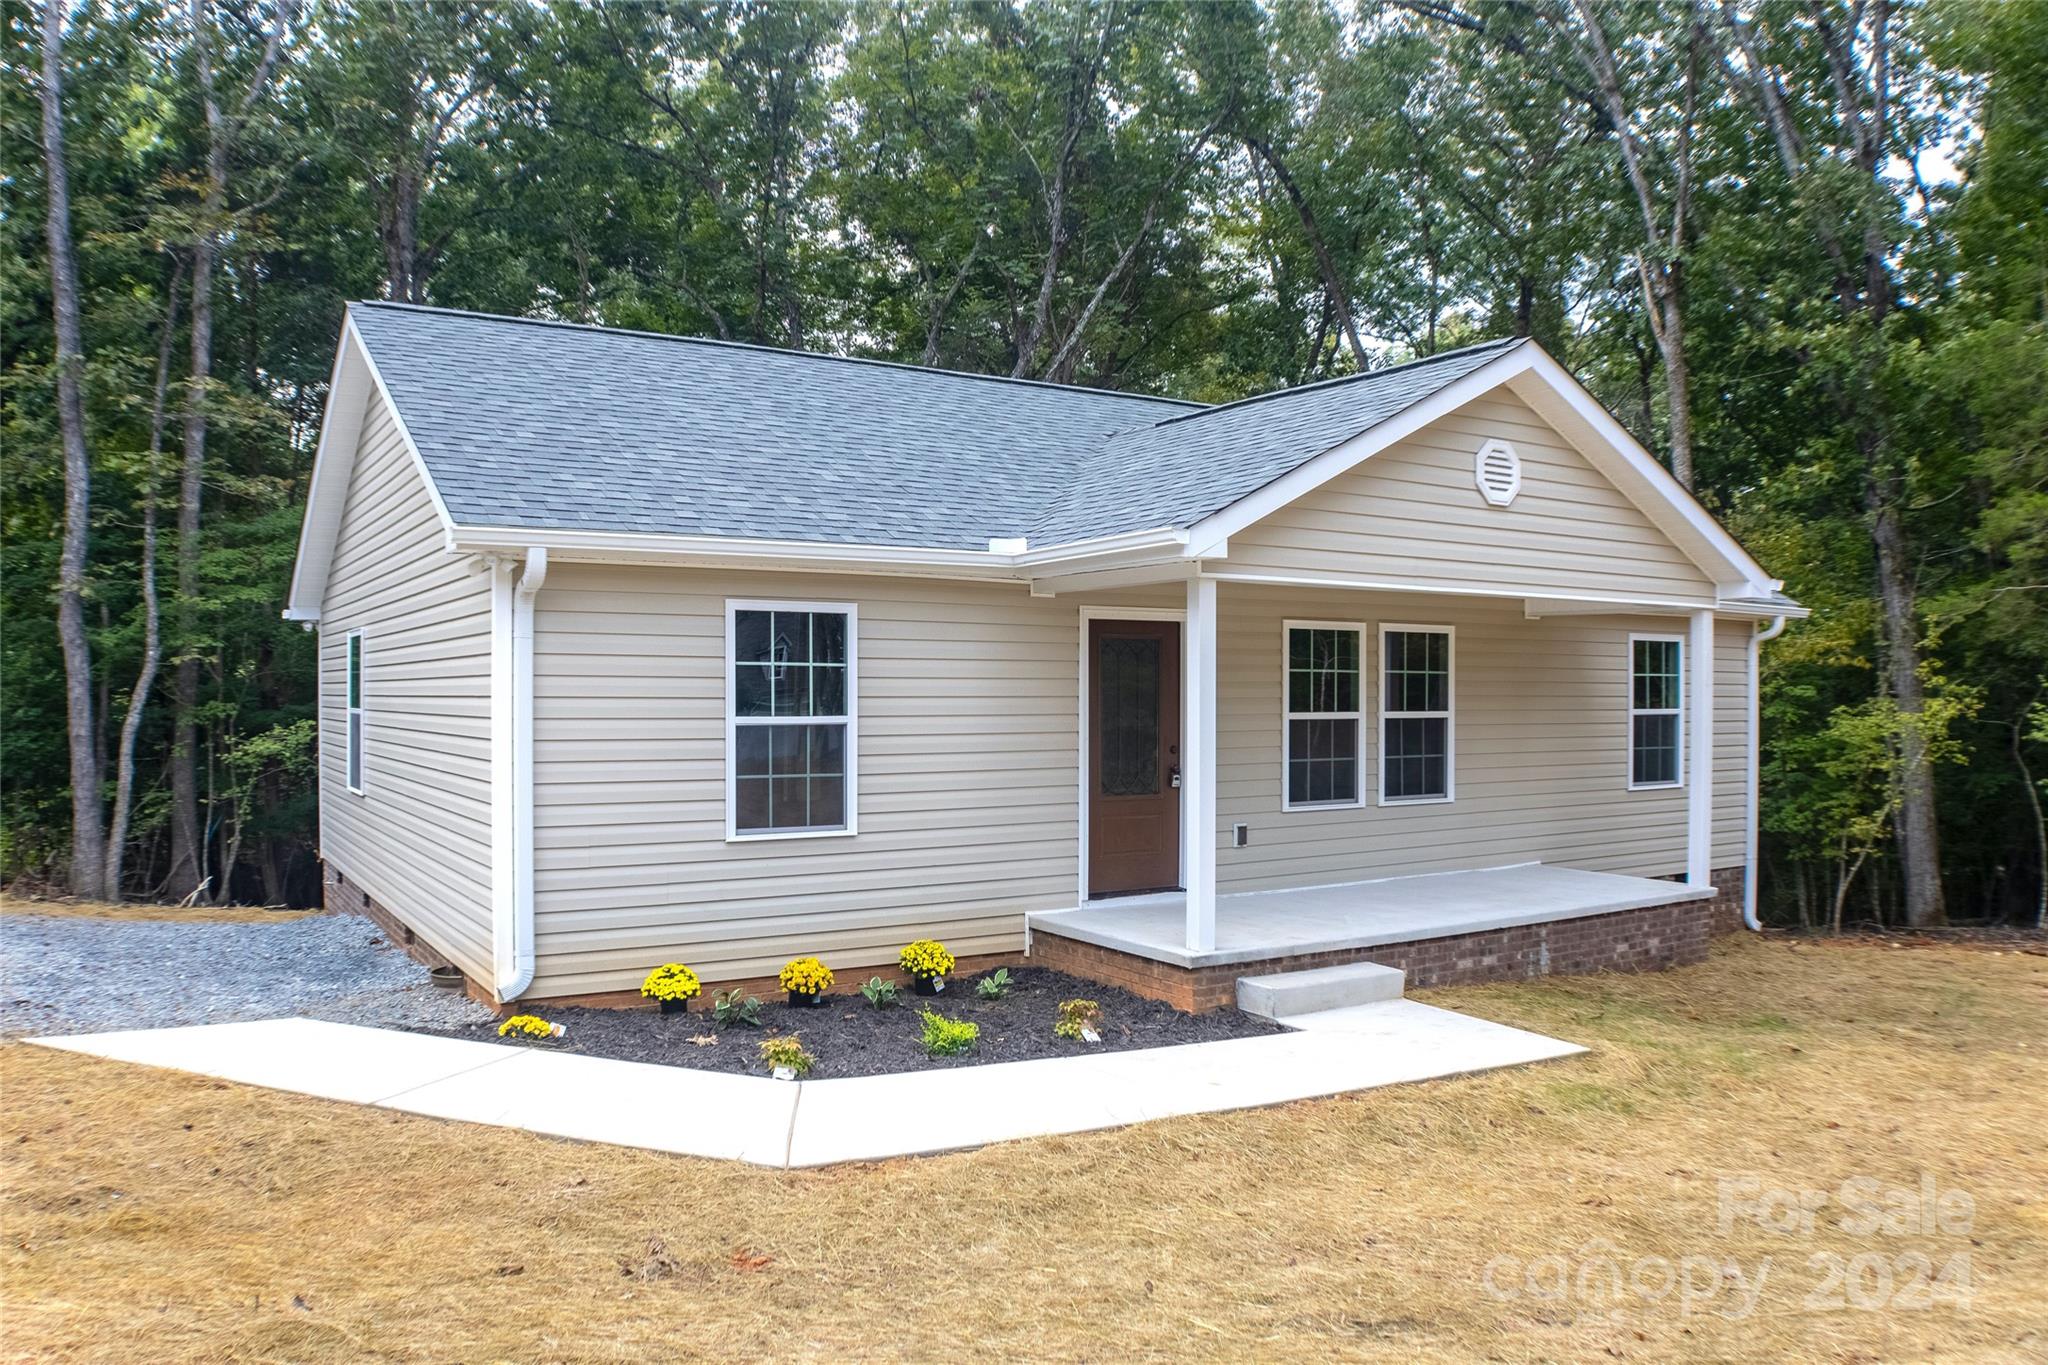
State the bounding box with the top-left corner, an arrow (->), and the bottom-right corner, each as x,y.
713,988 -> 762,1028
859,976 -> 900,1009
973,968 -> 1012,1001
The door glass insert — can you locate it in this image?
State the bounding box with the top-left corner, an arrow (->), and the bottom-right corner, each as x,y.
1099,635 -> 1161,797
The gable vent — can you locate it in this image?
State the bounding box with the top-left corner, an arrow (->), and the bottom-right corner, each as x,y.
1474,439 -> 1522,507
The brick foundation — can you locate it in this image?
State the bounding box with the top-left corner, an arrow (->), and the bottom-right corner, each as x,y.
1702,867 -> 1747,936
329,856 -> 1749,1016
1029,883 -> 1733,1013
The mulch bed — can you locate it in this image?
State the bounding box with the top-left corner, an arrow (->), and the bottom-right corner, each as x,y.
431,967 -> 1284,1078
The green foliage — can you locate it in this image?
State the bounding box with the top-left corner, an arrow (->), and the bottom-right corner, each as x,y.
918,1010 -> 979,1057
6,0 -> 2044,926
973,968 -> 1012,1001
759,1033 -> 815,1077
712,989 -> 763,1029
1054,999 -> 1103,1042
858,976 -> 899,1010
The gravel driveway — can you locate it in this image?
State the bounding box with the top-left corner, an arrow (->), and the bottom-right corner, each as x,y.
0,913 -> 494,1038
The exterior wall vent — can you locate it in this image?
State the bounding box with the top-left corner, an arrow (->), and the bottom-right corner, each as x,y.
1474,439 -> 1522,507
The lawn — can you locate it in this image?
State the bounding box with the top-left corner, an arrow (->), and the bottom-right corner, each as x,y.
3,933 -> 2043,1362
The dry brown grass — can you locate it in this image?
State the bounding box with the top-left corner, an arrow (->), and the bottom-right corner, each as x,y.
3,935 -> 2044,1362
0,894 -> 317,925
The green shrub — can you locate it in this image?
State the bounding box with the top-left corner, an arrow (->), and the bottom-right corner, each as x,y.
1054,999 -> 1102,1041
759,1034 -> 815,1077
919,1009 -> 980,1057
973,968 -> 1012,1001
860,976 -> 900,1009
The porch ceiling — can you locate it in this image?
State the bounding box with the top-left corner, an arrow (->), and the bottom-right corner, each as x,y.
1026,863 -> 1711,970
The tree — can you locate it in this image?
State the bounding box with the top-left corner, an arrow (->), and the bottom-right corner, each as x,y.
165,0 -> 296,905
33,0 -> 109,901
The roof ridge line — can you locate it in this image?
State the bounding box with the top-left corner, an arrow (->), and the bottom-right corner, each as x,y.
1145,336 -> 1527,429
349,301 -> 1209,410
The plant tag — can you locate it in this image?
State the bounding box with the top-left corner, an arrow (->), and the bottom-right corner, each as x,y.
549,1023 -> 567,1038
772,1065 -> 796,1081
932,978 -> 945,992
1080,1027 -> 1101,1043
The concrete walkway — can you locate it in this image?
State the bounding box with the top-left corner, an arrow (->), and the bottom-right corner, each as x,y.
29,1002 -> 1583,1168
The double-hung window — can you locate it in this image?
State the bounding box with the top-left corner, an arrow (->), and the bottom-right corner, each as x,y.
728,601 -> 856,838
345,630 -> 366,794
1283,623 -> 1363,809
1628,635 -> 1684,788
1381,625 -> 1453,803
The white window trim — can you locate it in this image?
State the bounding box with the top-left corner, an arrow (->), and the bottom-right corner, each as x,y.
345,629 -> 366,796
1378,623 -> 1455,805
1627,631 -> 1686,791
1280,619 -> 1368,812
724,598 -> 859,842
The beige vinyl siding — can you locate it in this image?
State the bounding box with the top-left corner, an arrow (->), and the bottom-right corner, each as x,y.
528,563 -> 1752,998
1224,392 -> 1719,604
1713,617 -> 1751,867
318,393 -> 493,981
528,566 -> 1175,997
1217,585 -> 1745,891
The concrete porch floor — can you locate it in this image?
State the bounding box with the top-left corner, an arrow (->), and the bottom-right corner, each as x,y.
1027,862 -> 1711,970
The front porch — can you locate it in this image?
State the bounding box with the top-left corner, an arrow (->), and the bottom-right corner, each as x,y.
1027,862 -> 1726,1011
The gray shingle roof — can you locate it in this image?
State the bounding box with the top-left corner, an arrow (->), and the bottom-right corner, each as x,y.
347,303 -> 1525,551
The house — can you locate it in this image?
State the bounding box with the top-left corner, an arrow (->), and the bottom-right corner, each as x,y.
285,303 -> 1804,1013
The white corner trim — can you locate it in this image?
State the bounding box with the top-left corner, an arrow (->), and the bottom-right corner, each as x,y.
723,598 -> 859,842
1474,438 -> 1522,507
1279,618 -> 1369,813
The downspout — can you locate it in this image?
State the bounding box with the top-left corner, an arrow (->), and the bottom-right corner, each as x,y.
496,547 -> 546,1000
1743,615 -> 1789,930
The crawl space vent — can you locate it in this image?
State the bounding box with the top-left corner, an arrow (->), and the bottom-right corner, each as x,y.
1474,439 -> 1522,507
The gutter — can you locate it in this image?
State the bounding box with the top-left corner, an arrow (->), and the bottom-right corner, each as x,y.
1743,614 -> 1789,931
496,546 -> 547,1001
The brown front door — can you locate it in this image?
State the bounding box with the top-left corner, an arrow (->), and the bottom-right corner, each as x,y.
1088,619 -> 1182,896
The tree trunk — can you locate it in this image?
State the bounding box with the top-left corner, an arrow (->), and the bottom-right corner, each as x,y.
1870,487 -> 1944,925
1245,135 -> 1368,371
105,257 -> 185,899
37,0 -> 109,902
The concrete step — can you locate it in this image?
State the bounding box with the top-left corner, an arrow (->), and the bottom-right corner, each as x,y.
1236,960 -> 1406,1020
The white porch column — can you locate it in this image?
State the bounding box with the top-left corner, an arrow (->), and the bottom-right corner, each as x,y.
1687,609 -> 1715,888
1183,576 -> 1218,952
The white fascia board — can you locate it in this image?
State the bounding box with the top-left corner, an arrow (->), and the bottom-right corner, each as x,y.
284,311 -> 459,621
445,522 -> 1190,579
1179,339 -> 1781,600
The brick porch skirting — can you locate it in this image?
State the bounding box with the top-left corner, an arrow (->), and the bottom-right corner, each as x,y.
1029,871 -> 1743,1014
